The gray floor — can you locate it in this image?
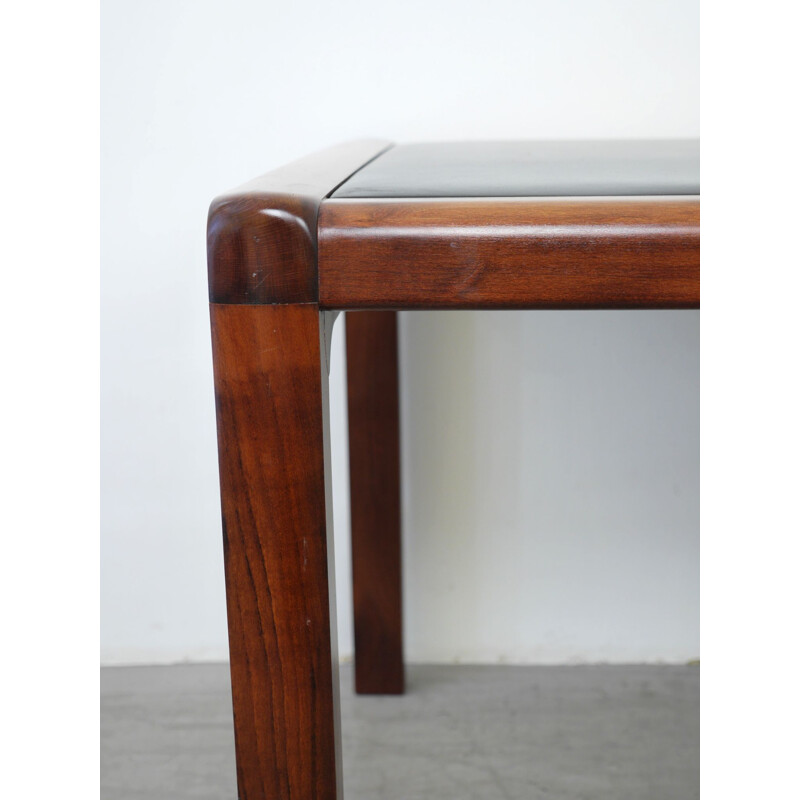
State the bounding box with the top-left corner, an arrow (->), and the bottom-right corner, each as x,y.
101,662 -> 699,800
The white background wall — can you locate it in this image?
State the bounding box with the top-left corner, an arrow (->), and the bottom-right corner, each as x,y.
101,0 -> 699,665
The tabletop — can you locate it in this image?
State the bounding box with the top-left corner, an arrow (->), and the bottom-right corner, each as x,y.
208,139 -> 700,310
333,140 -> 699,199
319,140 -> 700,311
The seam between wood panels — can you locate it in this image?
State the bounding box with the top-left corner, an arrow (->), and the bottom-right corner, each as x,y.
324,144 -> 395,199
209,301 -> 320,308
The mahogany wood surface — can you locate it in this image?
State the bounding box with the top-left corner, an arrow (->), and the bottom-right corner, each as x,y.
318,198 -> 700,310
207,139 -> 701,798
346,311 -> 404,695
210,302 -> 342,800
207,139 -> 390,304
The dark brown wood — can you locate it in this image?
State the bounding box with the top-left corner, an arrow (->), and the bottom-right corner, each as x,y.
207,139 -> 391,304
346,311 -> 404,695
210,302 -> 342,800
332,140 -> 699,199
207,140 -> 701,799
318,198 -> 700,310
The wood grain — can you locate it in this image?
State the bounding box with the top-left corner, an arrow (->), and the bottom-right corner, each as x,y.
207,141 -> 700,799
318,198 -> 700,310
207,139 -> 391,304
210,302 -> 342,800
346,311 -> 404,694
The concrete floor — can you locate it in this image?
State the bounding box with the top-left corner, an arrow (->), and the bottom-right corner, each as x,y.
101,662 -> 699,800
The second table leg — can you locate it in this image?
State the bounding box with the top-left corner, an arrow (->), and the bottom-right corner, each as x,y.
346,310 -> 405,695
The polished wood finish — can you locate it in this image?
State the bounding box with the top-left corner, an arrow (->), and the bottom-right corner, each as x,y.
319,198 -> 700,310
332,140 -> 699,199
346,311 -> 404,695
207,139 -> 390,304
210,302 -> 342,800
208,140 -> 701,797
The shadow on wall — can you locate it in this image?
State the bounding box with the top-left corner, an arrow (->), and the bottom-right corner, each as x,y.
398,310 -> 699,665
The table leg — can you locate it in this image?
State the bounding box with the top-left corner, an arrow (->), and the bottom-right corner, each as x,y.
346,310 -> 405,695
210,302 -> 342,800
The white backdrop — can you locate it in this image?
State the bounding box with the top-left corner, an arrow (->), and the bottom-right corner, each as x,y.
100,0 -> 699,665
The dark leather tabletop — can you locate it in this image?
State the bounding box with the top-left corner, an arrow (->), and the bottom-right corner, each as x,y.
332,140 -> 699,199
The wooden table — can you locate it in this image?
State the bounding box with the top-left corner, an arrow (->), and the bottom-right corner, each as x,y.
207,140 -> 700,800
